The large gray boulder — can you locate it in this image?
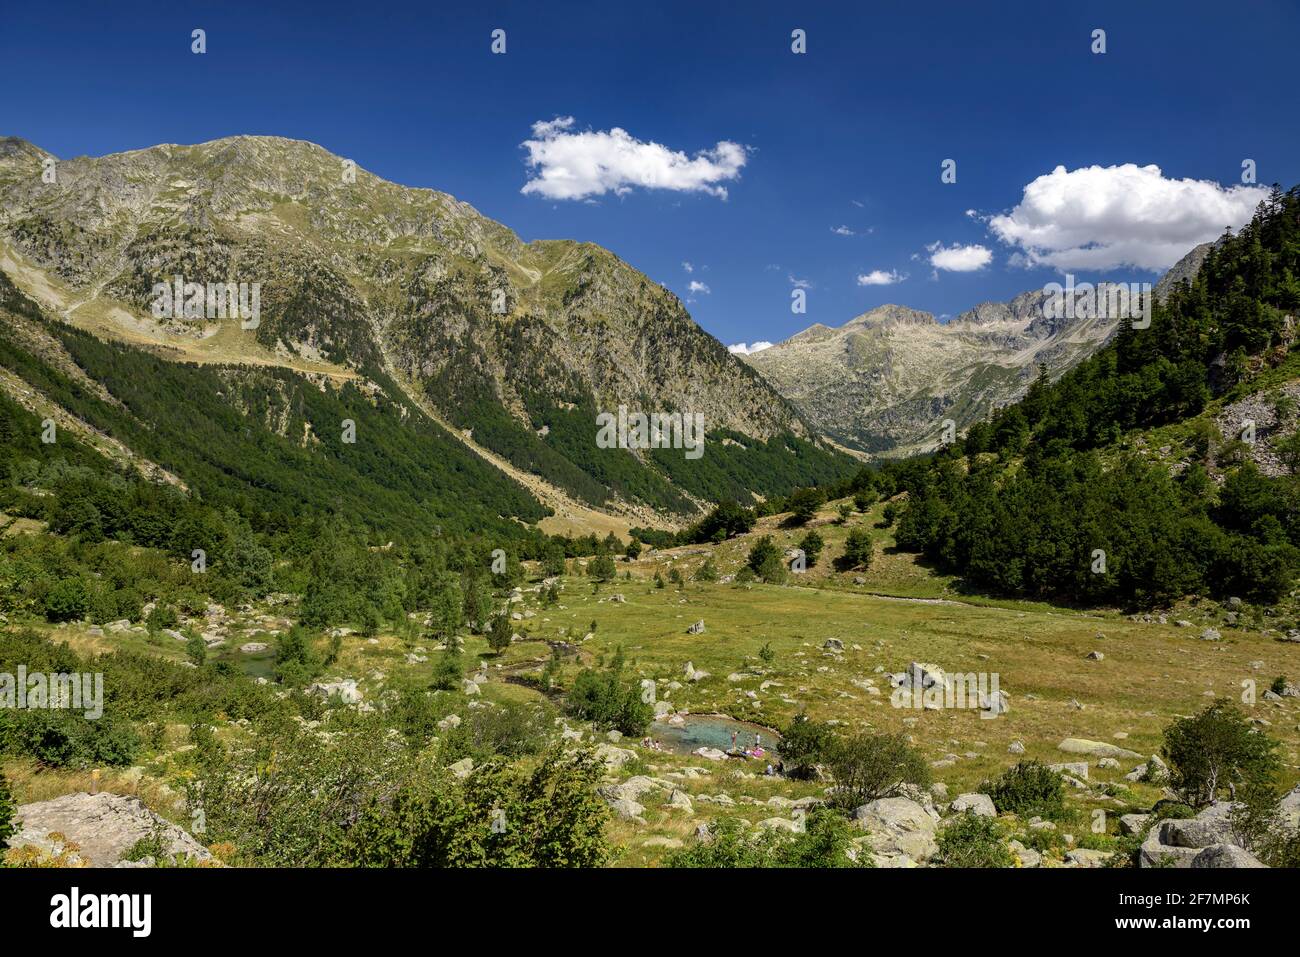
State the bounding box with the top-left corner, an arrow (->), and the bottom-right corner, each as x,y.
1191,844 -> 1266,868
1139,802 -> 1259,868
1056,738 -> 1141,760
6,792 -> 212,867
1159,802 -> 1236,848
853,796 -> 940,863
949,793 -> 996,817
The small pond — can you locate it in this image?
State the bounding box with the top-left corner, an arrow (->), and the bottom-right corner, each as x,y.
649,713 -> 780,758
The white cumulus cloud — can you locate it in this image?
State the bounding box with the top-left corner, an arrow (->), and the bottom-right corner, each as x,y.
988,164 -> 1268,271
687,280 -> 711,295
857,269 -> 905,286
926,242 -> 992,272
521,117 -> 748,201
727,341 -> 773,355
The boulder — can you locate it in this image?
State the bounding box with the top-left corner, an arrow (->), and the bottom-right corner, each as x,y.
757,816 -> 804,834
594,744 -> 637,768
1119,813 -> 1151,836
852,797 -> 940,864
1008,839 -> 1041,868
1159,802 -> 1236,848
307,679 -> 362,704
949,793 -> 996,817
1066,848 -> 1113,867
692,746 -> 727,761
1190,844 -> 1266,868
449,758 -> 475,779
664,789 -> 694,812
823,638 -> 844,652
6,792 -> 212,867
1049,761 -> 1089,780
598,776 -> 671,803
607,798 -> 646,823
1056,738 -> 1141,760
687,620 -> 706,635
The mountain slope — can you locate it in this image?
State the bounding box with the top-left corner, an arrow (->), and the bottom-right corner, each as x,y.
0,135 -> 851,525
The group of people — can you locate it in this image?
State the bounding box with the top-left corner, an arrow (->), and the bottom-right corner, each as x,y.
729,730 -> 765,759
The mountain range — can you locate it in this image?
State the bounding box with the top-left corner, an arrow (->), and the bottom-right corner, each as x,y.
744,247 -> 1211,458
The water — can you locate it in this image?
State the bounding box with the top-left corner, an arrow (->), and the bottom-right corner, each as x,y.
649,714 -> 780,758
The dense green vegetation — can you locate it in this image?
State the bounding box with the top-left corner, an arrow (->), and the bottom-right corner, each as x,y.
885,186 -> 1300,608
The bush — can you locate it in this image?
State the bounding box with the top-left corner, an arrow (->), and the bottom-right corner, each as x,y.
486,613 -> 512,655
0,772 -> 15,847
1,709 -> 139,769
587,553 -> 617,582
1162,700 -> 1280,807
343,746 -> 610,868
667,809 -> 868,868
826,732 -> 929,809
798,529 -> 824,567
980,760 -> 1066,820
835,529 -> 873,572
937,813 -> 1014,867
778,711 -> 834,779
568,662 -> 652,737
43,577 -> 88,622
692,559 -> 718,582
746,536 -> 780,577
431,641 -> 465,691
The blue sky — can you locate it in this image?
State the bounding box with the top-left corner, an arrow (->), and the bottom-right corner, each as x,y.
4,0 -> 1298,351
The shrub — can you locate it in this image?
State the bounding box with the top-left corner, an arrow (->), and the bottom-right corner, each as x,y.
0,772 -> 15,847
835,529 -> 873,572
937,813 -> 1014,867
778,711 -> 834,779
431,641 -> 465,691
1,709 -> 139,769
1162,700 -> 1280,807
587,553 -> 616,582
798,530 -> 824,567
667,809 -> 868,868
826,732 -> 929,809
980,761 -> 1066,820
692,559 -> 718,582
342,746 -> 610,868
487,613 -> 512,655
568,662 -> 652,737
43,577 -> 88,622
746,536 -> 780,576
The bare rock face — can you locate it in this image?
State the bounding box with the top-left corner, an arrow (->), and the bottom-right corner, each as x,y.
6,792 -> 212,867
